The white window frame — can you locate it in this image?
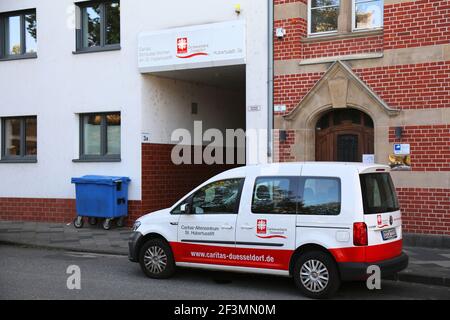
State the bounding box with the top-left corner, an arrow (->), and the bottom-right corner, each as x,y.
352,0 -> 384,32
308,0 -> 340,37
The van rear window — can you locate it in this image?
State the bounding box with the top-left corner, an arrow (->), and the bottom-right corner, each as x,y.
360,173 -> 400,214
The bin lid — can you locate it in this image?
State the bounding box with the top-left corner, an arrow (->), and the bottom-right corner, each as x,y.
71,175 -> 131,185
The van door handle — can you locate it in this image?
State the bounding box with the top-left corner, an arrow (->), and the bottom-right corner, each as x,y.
241,225 -> 254,230
221,225 -> 233,230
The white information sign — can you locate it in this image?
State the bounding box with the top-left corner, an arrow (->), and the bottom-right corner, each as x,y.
362,154 -> 375,164
138,20 -> 246,73
393,144 -> 410,155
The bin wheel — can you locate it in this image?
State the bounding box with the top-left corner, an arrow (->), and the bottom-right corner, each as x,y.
116,217 -> 125,228
74,216 -> 84,229
102,219 -> 112,230
88,217 -> 98,226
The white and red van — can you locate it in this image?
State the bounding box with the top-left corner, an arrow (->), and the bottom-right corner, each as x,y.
129,162 -> 408,299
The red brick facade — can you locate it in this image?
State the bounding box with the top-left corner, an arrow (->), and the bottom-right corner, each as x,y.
274,0 -> 450,235
141,143 -> 238,216
398,188 -> 450,235
0,197 -> 142,225
389,125 -> 450,171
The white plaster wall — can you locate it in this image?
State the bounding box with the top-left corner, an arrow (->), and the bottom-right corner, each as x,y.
0,0 -> 269,200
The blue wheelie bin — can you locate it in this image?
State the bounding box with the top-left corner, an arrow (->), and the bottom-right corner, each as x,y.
71,175 -> 131,230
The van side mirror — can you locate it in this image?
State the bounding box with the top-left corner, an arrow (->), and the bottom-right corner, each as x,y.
180,203 -> 191,214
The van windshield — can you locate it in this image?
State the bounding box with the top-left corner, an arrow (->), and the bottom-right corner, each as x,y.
360,173 -> 400,214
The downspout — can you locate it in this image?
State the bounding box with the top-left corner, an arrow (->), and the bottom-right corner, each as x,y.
267,0 -> 274,162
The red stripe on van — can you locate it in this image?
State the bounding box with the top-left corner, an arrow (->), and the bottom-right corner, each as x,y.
170,242 -> 292,270
329,239 -> 403,263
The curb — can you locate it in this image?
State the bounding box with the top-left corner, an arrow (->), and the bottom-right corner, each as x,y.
0,240 -> 128,257
392,272 -> 450,288
1,240 -> 449,288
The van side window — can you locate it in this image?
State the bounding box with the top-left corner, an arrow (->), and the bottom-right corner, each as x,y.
190,178 -> 244,214
298,177 -> 341,216
251,177 -> 299,214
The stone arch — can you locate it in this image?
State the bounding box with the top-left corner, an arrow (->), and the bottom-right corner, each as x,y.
276,61 -> 400,162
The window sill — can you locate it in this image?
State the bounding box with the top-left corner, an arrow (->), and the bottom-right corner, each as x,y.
0,53 -> 37,62
73,158 -> 121,163
0,159 -> 37,164
302,29 -> 383,43
73,45 -> 121,55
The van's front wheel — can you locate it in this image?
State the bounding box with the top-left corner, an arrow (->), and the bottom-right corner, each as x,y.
139,239 -> 175,279
293,251 -> 340,299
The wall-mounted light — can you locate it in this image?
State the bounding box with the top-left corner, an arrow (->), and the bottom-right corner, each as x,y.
279,130 -> 287,142
234,4 -> 241,15
395,126 -> 403,140
276,28 -> 286,39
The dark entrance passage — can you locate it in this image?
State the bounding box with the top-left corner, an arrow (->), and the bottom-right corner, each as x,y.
315,109 -> 374,162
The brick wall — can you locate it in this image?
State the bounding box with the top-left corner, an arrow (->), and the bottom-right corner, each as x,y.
302,35 -> 384,60
141,143 -> 240,216
355,62 -> 450,110
274,0 -> 450,236
384,0 -> 450,50
0,198 -> 142,225
398,188 -> 450,235
274,72 -> 323,114
274,0 -> 306,5
274,18 -> 305,60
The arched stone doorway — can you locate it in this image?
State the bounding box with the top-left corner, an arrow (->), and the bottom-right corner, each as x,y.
275,61 -> 400,163
315,108 -> 374,162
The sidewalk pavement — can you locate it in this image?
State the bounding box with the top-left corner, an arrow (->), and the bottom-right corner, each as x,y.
0,220 -> 449,288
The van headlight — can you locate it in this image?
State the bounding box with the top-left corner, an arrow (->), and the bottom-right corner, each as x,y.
132,221 -> 141,231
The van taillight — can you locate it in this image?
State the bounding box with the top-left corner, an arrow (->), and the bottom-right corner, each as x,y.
353,222 -> 368,246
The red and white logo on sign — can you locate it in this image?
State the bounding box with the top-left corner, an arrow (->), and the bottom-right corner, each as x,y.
257,219 -> 267,234
177,38 -> 188,54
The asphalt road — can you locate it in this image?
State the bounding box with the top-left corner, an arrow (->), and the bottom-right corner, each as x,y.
0,245 -> 449,300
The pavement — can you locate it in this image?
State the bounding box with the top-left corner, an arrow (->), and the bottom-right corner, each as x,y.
0,220 -> 449,289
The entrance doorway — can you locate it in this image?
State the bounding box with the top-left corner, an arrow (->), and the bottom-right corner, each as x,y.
315,109 -> 374,162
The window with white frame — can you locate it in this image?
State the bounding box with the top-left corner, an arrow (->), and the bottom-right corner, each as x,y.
353,0 -> 383,30
308,0 -> 340,35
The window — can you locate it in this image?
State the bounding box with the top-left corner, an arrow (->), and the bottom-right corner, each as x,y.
309,0 -> 340,35
360,173 -> 399,214
0,9 -> 37,60
252,177 -> 300,214
190,179 -> 244,214
76,1 -> 120,52
79,112 -> 121,161
1,116 -> 37,161
298,177 -> 341,215
353,0 -> 383,30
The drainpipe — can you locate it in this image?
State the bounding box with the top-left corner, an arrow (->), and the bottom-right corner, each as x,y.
267,0 -> 274,162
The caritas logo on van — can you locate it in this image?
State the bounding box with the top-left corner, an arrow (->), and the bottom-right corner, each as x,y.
257,219 -> 267,234
177,38 -> 188,54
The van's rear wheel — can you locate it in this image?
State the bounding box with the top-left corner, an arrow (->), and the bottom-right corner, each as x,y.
139,239 -> 175,279
293,251 -> 340,299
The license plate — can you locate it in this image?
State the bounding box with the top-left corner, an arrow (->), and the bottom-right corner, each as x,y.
381,228 -> 397,241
